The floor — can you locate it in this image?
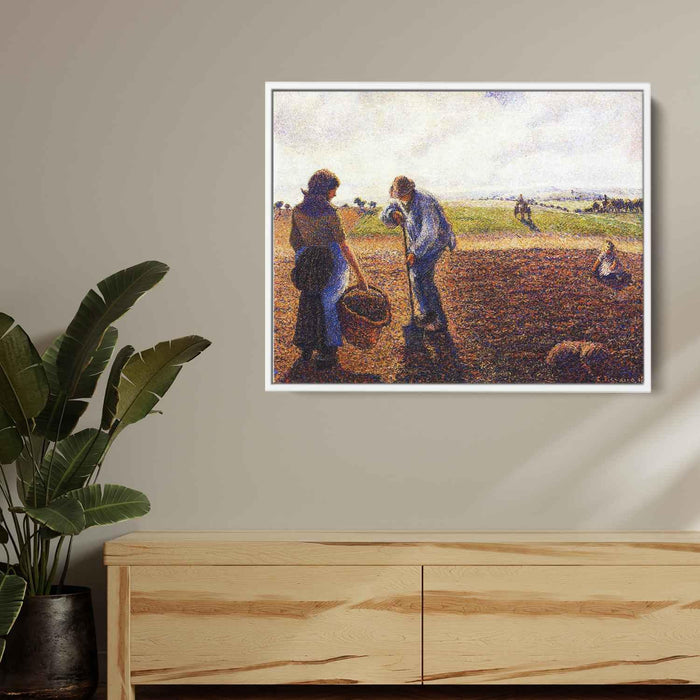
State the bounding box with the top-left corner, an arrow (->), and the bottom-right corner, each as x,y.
94,687 -> 700,699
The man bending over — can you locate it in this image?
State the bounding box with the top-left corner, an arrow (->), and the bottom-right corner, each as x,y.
381,175 -> 456,332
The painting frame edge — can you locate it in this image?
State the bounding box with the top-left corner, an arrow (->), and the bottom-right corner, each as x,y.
265,81 -> 651,393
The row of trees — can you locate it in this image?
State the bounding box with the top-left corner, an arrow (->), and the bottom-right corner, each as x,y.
274,198 -> 378,216
352,197 -> 377,213
586,196 -> 644,214
507,195 -> 643,215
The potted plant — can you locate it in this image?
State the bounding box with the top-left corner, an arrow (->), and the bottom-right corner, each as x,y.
0,261 -> 210,698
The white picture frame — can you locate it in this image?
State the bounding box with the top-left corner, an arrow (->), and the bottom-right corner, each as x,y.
266,82 -> 651,393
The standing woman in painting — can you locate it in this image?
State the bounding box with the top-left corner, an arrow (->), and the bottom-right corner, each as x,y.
290,169 -> 368,369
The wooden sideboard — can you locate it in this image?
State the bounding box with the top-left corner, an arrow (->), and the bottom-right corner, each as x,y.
104,531 -> 700,698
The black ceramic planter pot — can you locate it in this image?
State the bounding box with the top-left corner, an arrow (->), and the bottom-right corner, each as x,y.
0,585 -> 98,699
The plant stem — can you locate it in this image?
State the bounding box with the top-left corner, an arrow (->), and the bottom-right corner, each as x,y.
39,393 -> 62,468
0,471 -> 11,503
0,463 -> 16,508
0,470 -> 22,563
20,518 -> 35,593
0,467 -> 27,565
9,510 -> 26,571
46,536 -> 65,591
91,426 -> 117,485
22,433 -> 45,494
0,510 -> 20,562
44,398 -> 68,506
80,429 -> 105,486
1,460 -> 31,585
32,522 -> 39,585
58,536 -> 73,592
38,538 -> 50,593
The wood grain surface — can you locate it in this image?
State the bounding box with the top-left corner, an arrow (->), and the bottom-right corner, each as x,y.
104,532 -> 700,567
423,566 -> 700,685
108,566 -> 135,700
130,566 -> 421,685
107,566 -> 134,700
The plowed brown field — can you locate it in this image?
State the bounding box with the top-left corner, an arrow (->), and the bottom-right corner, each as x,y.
272,212 -> 644,386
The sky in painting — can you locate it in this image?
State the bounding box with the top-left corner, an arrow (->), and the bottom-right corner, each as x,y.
272,90 -> 643,205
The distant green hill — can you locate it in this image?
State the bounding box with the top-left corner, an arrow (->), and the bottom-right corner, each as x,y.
351,201 -> 643,240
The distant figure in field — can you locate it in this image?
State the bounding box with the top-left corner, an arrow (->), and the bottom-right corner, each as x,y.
593,240 -> 631,287
514,193 -> 532,223
380,176 -> 456,333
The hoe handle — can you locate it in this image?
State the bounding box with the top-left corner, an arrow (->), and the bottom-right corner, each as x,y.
400,221 -> 416,321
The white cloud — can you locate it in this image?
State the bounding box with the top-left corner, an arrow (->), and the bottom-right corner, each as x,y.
272,90 -> 643,204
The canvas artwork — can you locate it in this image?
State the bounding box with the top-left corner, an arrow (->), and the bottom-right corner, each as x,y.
265,82 -> 650,392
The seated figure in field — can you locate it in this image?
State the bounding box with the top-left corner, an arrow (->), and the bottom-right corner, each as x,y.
593,240 -> 631,286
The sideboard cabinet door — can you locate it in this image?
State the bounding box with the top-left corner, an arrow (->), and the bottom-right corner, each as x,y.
423,565 -> 700,684
130,565 -> 421,685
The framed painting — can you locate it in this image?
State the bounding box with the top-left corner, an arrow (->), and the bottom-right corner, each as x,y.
265,82 -> 650,392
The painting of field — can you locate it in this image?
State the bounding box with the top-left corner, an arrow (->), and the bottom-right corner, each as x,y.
268,85 -> 648,390
272,199 -> 644,386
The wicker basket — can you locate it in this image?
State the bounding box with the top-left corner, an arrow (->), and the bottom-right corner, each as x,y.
338,285 -> 392,350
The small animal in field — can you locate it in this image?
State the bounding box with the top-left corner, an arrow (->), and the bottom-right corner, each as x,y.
546,340 -> 612,382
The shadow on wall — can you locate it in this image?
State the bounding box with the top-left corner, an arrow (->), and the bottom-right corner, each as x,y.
458,99 -> 669,529
467,309 -> 700,528
459,101 -> 700,529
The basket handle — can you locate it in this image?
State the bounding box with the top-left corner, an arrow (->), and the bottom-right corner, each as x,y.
344,283 -> 389,302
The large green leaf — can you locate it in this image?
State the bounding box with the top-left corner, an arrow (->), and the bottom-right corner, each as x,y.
33,332 -> 86,440
56,262 -> 169,401
111,336 -> 210,437
0,573 -> 26,661
0,314 -> 49,432
24,498 -> 85,535
75,326 -> 118,398
100,345 -> 134,431
35,325 -> 119,441
18,429 -> 109,507
0,406 -> 22,464
33,396 -> 87,442
42,334 -> 61,395
61,484 -> 150,528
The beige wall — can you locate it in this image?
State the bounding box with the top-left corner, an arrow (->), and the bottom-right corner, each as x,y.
1,0 -> 699,656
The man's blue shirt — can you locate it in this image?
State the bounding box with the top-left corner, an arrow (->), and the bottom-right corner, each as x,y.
380,190 -> 456,259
